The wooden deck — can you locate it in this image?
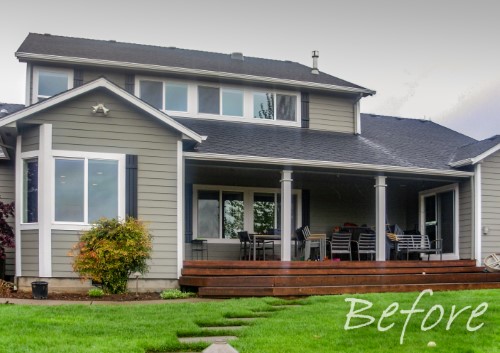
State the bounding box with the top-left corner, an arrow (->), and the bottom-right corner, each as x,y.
179,260 -> 500,297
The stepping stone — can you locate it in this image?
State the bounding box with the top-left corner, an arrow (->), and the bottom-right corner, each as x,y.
225,317 -> 257,322
178,336 -> 238,344
201,326 -> 243,331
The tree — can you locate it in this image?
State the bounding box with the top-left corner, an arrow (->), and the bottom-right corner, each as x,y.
0,197 -> 15,261
71,218 -> 152,294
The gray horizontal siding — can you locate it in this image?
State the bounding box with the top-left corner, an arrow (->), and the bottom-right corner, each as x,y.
482,152 -> 500,257
0,160 -> 15,275
459,179 -> 473,259
21,124 -> 39,152
29,90 -> 180,279
309,94 -> 355,134
21,230 -> 38,276
51,230 -> 79,278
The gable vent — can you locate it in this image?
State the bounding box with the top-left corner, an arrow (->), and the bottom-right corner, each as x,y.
231,52 -> 244,61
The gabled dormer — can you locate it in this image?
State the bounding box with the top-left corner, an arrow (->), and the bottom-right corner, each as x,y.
16,33 -> 375,134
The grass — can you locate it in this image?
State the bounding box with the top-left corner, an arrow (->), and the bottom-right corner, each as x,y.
0,289 -> 498,353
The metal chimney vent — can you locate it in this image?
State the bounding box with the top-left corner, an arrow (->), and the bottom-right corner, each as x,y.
231,52 -> 244,61
311,50 -> 319,74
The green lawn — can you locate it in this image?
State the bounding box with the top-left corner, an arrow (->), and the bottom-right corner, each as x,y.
0,289 -> 498,353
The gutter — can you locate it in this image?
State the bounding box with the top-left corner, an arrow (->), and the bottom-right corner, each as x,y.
16,52 -> 376,97
183,152 -> 474,177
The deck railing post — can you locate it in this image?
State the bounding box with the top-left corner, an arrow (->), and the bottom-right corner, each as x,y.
281,169 -> 293,261
374,175 -> 387,261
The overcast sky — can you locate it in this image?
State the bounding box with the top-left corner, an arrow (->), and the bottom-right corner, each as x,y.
1,0 -> 498,140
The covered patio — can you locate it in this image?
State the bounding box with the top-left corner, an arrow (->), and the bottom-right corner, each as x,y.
183,160 -> 472,263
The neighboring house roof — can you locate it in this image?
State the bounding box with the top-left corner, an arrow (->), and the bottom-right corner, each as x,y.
0,103 -> 25,119
177,114 -> 475,177
449,135 -> 500,167
0,78 -> 203,143
16,33 -> 375,96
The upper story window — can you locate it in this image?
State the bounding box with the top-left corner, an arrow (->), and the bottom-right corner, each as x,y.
136,76 -> 300,126
33,67 -> 73,103
139,79 -> 188,112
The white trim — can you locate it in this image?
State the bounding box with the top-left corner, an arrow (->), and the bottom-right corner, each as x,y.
16,52 -> 376,96
184,152 -> 474,177
0,78 -> 203,143
38,124 -> 52,277
354,99 -> 361,135
32,66 -> 73,104
19,150 -> 38,159
474,164 -> 482,266
176,140 -> 184,278
25,63 -> 31,106
449,143 -> 500,167
419,183 -> 460,260
19,224 -> 39,231
15,135 -> 22,277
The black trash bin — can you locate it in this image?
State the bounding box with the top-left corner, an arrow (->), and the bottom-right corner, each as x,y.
31,281 -> 48,299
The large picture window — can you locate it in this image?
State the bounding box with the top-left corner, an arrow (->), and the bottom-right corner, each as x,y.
54,155 -> 122,224
138,79 -> 188,112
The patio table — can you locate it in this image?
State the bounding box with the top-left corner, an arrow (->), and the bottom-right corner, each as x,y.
304,234 -> 327,261
250,234 -> 280,261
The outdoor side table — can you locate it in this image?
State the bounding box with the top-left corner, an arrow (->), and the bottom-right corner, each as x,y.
191,239 -> 208,260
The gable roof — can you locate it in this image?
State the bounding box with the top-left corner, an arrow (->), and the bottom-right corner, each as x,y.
0,103 -> 24,118
177,114 -> 475,177
449,135 -> 500,167
0,78 -> 203,143
16,33 -> 375,96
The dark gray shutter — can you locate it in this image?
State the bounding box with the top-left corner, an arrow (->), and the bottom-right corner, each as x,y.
125,155 -> 138,218
301,92 -> 310,128
74,69 -> 84,87
125,74 -> 135,94
185,183 -> 193,243
302,189 -> 310,227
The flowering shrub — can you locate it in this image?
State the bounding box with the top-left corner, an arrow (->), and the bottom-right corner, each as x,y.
71,218 -> 152,294
0,197 -> 15,261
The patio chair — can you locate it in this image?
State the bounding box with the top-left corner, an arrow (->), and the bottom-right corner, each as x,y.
356,233 -> 376,261
239,231 -> 274,260
302,226 -> 321,260
329,233 -> 352,261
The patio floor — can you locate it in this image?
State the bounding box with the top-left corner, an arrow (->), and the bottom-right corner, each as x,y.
179,260 -> 500,297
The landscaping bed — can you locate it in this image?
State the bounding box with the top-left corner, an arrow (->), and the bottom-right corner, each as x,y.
1,289 -> 164,301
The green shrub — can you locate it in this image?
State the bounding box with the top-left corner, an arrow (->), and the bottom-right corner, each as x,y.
71,218 -> 152,294
88,288 -> 104,297
160,289 -> 196,300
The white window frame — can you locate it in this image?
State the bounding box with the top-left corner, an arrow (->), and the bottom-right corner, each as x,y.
192,184 -> 302,243
135,76 -> 301,127
52,150 -> 125,230
32,66 -> 73,103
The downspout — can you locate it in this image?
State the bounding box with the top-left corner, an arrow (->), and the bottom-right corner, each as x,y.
473,163 -> 482,266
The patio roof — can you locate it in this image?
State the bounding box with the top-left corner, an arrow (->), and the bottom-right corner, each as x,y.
177,114 -> 475,175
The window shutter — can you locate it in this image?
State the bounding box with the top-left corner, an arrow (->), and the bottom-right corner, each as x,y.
125,155 -> 138,218
125,74 -> 135,94
74,69 -> 84,87
185,183 -> 193,243
302,189 -> 310,227
301,92 -> 310,128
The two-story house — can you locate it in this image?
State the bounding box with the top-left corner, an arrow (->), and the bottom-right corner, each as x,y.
0,33 -> 499,292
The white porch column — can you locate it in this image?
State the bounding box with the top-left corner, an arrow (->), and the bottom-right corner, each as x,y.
473,164 -> 482,266
280,170 -> 293,261
38,124 -> 53,277
374,175 -> 387,261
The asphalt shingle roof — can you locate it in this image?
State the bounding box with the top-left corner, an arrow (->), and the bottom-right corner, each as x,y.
0,103 -> 25,119
17,33 -> 369,92
176,114 -> 476,171
451,135 -> 500,163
